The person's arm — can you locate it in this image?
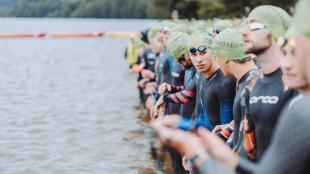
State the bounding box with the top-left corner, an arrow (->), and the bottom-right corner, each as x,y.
211,120 -> 234,134
163,77 -> 196,104
170,85 -> 185,93
163,89 -> 195,104
216,78 -> 235,125
249,100 -> 310,174
150,120 -> 238,174
158,83 -> 184,94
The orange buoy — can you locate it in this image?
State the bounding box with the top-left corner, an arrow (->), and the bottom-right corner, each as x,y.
0,32 -> 46,38
108,32 -> 138,38
50,32 -> 104,38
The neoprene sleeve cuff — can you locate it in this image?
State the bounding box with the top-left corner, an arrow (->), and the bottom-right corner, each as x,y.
170,85 -> 179,93
163,93 -> 169,102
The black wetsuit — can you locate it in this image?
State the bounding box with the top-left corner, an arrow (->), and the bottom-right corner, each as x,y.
155,49 -> 173,85
233,72 -> 250,147
232,69 -> 260,159
164,69 -> 236,130
195,69 -> 236,130
136,55 -> 145,102
249,68 -> 296,161
168,62 -> 185,115
138,48 -> 158,102
142,48 -> 157,73
194,95 -> 310,174
180,66 -> 196,119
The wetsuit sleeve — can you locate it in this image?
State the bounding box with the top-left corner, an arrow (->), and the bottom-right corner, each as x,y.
216,78 -> 235,124
170,85 -> 185,93
194,157 -> 235,174
253,98 -> 310,174
238,97 -> 310,174
163,79 -> 196,104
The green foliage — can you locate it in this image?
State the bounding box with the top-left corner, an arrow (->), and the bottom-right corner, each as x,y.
0,0 -> 297,18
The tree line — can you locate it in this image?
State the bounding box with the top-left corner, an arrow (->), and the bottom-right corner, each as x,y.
0,0 -> 297,19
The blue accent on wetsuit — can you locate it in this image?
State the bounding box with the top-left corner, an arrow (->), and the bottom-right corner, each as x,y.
194,69 -> 235,131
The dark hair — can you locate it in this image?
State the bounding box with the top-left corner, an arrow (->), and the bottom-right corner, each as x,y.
231,56 -> 252,64
140,29 -> 150,44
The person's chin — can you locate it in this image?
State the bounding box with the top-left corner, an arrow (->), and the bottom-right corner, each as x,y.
197,67 -> 207,73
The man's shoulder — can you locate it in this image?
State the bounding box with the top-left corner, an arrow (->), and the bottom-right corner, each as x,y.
288,94 -> 310,121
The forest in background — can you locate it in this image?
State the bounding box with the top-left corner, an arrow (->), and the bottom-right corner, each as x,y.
0,0 -> 297,19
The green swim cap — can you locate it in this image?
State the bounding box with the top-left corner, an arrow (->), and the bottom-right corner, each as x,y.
190,21 -> 206,33
189,32 -> 212,48
213,19 -> 233,31
159,20 -> 176,30
294,0 -> 310,37
147,26 -> 158,39
166,32 -> 190,59
248,5 -> 291,40
135,37 -> 146,47
212,28 -> 250,60
278,27 -> 295,46
171,24 -> 191,34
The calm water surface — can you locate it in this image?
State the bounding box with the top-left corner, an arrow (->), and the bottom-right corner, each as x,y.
0,18 -> 161,174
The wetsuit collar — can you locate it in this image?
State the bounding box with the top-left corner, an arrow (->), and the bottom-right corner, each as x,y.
206,68 -> 221,80
239,69 -> 258,83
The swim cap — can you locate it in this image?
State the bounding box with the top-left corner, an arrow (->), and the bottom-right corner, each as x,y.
166,32 -> 190,59
212,28 -> 250,60
190,21 -> 206,33
248,5 -> 291,40
171,23 -> 191,34
213,19 -> 233,32
189,32 -> 212,48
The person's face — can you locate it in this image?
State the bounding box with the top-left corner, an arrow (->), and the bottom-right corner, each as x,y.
189,45 -> 213,73
211,29 -> 220,39
295,32 -> 310,85
240,19 -> 272,55
281,37 -> 307,89
157,31 -> 170,47
178,52 -> 192,68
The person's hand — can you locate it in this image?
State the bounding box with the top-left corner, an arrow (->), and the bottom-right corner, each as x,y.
158,83 -> 172,94
151,102 -> 166,120
150,120 -> 206,158
138,78 -> 149,88
211,122 -> 233,135
144,86 -> 156,95
157,104 -> 166,119
154,95 -> 165,110
146,82 -> 158,89
142,69 -> 155,79
132,64 -> 144,73
145,96 -> 155,110
197,128 -> 238,170
182,156 -> 192,172
162,114 -> 181,127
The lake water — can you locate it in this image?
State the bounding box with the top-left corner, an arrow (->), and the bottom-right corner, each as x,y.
0,18 -> 163,174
